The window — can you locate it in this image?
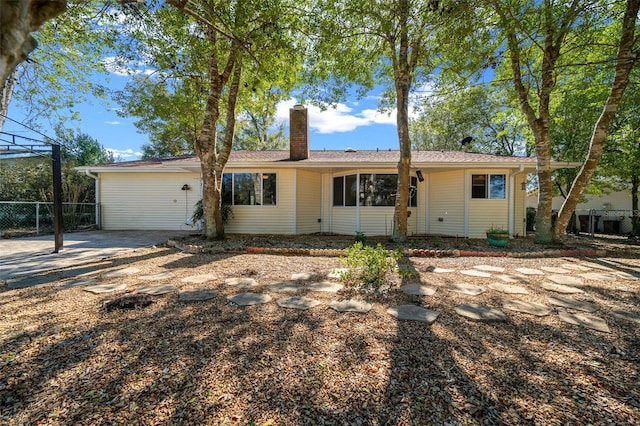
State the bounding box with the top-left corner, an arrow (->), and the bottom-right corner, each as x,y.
222,172 -> 277,205
471,174 -> 506,199
333,174 -> 417,207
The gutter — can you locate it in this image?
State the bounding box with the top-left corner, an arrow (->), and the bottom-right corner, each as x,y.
84,170 -> 101,229
508,166 -> 526,237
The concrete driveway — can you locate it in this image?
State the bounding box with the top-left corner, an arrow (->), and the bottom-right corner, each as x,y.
0,230 -> 190,280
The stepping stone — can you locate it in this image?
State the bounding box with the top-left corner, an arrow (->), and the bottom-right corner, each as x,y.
139,271 -> 176,281
447,283 -> 486,296
496,274 -> 529,284
328,299 -> 372,313
327,268 -> 349,279
59,277 -> 99,288
515,267 -> 544,275
547,274 -> 584,286
136,284 -> 178,295
276,296 -> 322,310
178,289 -> 218,301
558,310 -> 610,333
307,281 -> 344,293
579,262 -> 613,271
7,274 -> 58,289
474,265 -> 505,272
83,283 -> 127,294
102,267 -> 140,279
455,303 -> 507,323
610,310 -> 640,324
181,273 -> 217,284
225,277 -> 258,288
61,266 -> 101,278
503,299 -> 552,316
579,272 -> 618,282
488,283 -> 529,295
387,305 -> 439,324
547,295 -> 598,313
613,271 -> 639,281
541,266 -> 570,274
267,282 -> 302,293
460,270 -> 491,278
227,292 -> 272,306
291,272 -> 312,281
541,283 -> 585,294
561,263 -> 591,272
431,267 -> 455,273
401,284 -> 437,296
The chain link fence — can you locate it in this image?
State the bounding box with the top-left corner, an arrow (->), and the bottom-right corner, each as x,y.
0,201 -> 99,237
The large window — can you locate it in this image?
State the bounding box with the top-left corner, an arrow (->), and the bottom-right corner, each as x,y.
471,174 -> 506,199
222,172 -> 276,205
333,173 -> 417,207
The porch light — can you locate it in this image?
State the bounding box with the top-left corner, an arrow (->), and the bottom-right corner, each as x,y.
416,170 -> 424,182
181,184 -> 191,191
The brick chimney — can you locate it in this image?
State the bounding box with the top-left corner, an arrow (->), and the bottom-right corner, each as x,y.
289,105 -> 309,160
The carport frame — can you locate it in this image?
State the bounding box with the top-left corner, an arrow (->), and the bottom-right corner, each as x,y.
0,131 -> 64,253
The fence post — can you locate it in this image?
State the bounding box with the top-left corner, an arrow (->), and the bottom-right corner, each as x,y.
36,202 -> 40,235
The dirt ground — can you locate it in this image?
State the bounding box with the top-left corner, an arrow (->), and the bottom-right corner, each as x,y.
1,234 -> 639,425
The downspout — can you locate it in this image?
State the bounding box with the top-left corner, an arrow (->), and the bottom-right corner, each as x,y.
84,170 -> 100,229
508,166 -> 525,237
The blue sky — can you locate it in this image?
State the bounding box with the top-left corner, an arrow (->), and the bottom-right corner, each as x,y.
3,68 -> 405,161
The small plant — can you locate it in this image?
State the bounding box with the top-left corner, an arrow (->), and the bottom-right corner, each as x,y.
355,231 -> 367,244
191,200 -> 234,226
340,242 -> 402,289
486,224 -> 509,235
431,235 -> 442,248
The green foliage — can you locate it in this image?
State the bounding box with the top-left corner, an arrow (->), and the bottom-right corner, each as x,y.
340,242 -> 402,289
526,207 -> 536,232
191,200 -> 233,225
486,225 -> 508,235
430,236 -> 442,248
354,231 -> 367,244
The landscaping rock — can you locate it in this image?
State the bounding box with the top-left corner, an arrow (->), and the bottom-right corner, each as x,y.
460,270 -> 492,278
547,274 -> 584,286
178,289 -> 218,302
561,263 -> 591,272
430,267 -> 455,273
307,281 -> 344,293
502,299 -> 552,316
580,272 -> 618,282
276,296 -> 322,310
59,277 -> 99,288
547,295 -> 598,313
473,265 -> 505,272
136,284 -> 178,295
102,267 -> 140,279
488,283 -> 529,295
328,299 -> 372,313
291,272 -> 312,281
386,305 -> 439,324
180,274 -> 217,284
558,310 -> 610,333
610,309 -> 640,324
7,274 -> 59,289
447,283 -> 486,296
515,267 -> 544,275
227,292 -> 272,306
400,284 -> 437,296
541,282 -> 585,294
455,303 -> 507,322
139,271 -> 176,281
496,273 -> 529,284
84,283 -> 127,294
267,282 -> 302,293
540,266 -> 570,274
225,277 -> 258,288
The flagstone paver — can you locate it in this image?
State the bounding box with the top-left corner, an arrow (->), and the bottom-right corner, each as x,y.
579,272 -> 618,282
329,299 -> 372,313
227,292 -> 272,306
613,271 -> 639,281
59,277 -> 99,289
547,295 -> 598,313
400,284 -> 437,296
139,272 -> 176,281
488,282 -> 529,295
561,263 -> 592,272
267,282 -> 302,293
277,296 -> 322,310
541,282 -> 585,294
178,289 -> 218,301
307,281 -> 344,293
502,299 -> 552,316
496,274 -> 530,284
558,310 -> 610,333
579,262 -> 614,271
136,284 -> 179,295
473,265 -> 505,272
540,266 -> 570,274
83,283 -> 127,294
327,268 -> 349,279
430,267 -> 455,273
448,283 -> 486,296
610,309 -> 640,324
460,270 -> 492,278
291,273 -> 312,281
225,277 -> 259,288
515,267 -> 544,275
102,267 -> 141,279
387,305 -> 439,324
7,275 -> 58,289
180,274 -> 217,284
61,266 -> 102,278
547,274 -> 584,286
455,303 -> 507,322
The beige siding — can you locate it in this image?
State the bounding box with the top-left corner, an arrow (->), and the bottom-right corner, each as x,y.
514,174 -> 526,237
416,179 -> 427,234
331,208 -> 357,235
466,169 -> 511,238
359,207 -> 417,236
296,170 -> 322,234
321,174 -> 332,233
100,172 -> 201,230
224,169 -> 295,234
428,170 -> 465,236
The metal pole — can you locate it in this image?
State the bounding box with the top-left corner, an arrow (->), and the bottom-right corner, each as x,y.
52,144 -> 64,252
36,202 -> 40,235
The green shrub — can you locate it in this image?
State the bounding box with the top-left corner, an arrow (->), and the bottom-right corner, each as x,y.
191,200 -> 234,226
340,242 -> 402,289
355,231 -> 367,244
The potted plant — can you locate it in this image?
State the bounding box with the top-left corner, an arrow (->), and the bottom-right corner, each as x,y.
486,225 -> 509,247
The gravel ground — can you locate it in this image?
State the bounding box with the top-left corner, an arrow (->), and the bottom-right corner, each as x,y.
1,235 -> 639,425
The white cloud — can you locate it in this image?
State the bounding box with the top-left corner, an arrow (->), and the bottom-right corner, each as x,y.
102,56 -> 154,77
105,120 -> 120,125
275,98 -> 398,134
106,148 -> 143,161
